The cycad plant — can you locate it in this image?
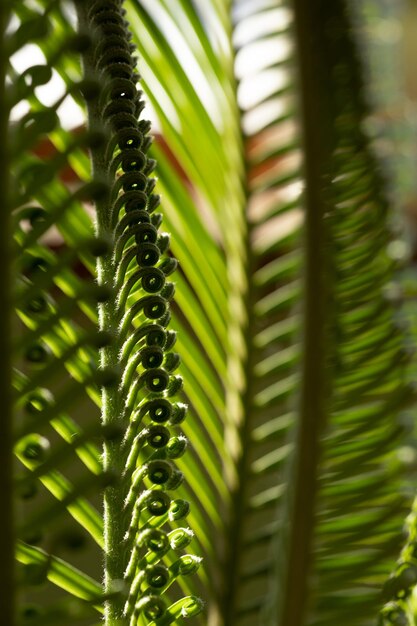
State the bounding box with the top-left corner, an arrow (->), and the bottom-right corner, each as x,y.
4,0 -> 417,625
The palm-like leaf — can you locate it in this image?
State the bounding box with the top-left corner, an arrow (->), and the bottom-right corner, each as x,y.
8,1 -> 107,622
125,0 -> 416,625
3,0 -> 416,625
8,0 -> 202,624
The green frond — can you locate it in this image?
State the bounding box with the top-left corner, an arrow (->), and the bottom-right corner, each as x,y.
8,0 -> 203,623
3,1 -> 417,625
73,2 -> 202,624
125,2 -> 243,619
129,1 -> 417,625
7,4 -> 109,625
276,2 -> 415,625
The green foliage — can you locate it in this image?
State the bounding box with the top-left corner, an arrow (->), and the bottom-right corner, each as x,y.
3,0 -> 417,625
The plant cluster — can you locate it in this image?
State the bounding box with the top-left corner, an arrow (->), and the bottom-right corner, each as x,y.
3,1 -> 417,625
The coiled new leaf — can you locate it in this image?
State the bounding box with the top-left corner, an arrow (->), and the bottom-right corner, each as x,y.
74,1 -> 201,624
8,1 -> 109,623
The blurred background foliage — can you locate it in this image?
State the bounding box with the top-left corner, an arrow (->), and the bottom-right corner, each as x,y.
356,0 -> 417,239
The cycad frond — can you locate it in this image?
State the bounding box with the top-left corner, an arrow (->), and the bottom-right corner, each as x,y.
9,2 -> 107,623
123,1 -> 417,625
4,0 -> 416,625
8,0 -> 201,624
75,1 -> 202,624
278,1 -> 414,625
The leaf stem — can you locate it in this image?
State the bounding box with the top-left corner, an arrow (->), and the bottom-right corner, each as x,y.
75,3 -> 128,623
220,10 -> 253,623
279,1 -> 333,624
222,231 -> 256,626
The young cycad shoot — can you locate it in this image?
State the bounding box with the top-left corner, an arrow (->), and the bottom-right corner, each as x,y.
4,1 -> 417,626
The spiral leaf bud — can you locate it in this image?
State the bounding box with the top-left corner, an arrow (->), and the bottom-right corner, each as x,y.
169,499 -> 190,522
138,528 -> 169,554
169,528 -> 194,551
136,595 -> 166,620
145,564 -> 169,590
166,436 -> 188,459
20,434 -> 50,464
146,425 -> 170,449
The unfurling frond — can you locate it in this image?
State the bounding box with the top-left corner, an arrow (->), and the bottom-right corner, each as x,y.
75,1 -> 201,624
10,2 -> 107,623
9,0 -> 200,624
